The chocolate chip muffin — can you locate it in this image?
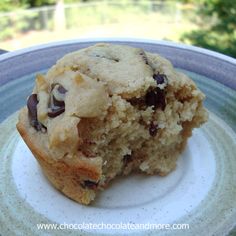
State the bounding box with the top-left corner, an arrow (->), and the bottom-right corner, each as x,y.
17,43 -> 208,205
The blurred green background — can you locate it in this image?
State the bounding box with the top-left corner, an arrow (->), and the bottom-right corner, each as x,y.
0,0 -> 235,58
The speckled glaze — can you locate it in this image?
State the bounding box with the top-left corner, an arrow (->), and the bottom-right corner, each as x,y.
0,39 -> 236,236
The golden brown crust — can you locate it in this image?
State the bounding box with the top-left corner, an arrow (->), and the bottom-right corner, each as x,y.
16,109 -> 102,204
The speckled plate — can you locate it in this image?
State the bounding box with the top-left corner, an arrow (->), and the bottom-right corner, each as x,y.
0,39 -> 236,236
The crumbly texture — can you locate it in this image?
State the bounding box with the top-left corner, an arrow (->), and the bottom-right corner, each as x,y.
17,43 -> 208,205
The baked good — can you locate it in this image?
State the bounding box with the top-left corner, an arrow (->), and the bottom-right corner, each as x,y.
17,43 -> 208,205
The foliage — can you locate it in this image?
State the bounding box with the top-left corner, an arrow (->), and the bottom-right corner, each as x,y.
27,0 -> 56,7
0,11 -> 40,40
181,0 -> 236,58
0,0 -> 27,12
0,0 -> 94,11
0,0 -> 59,12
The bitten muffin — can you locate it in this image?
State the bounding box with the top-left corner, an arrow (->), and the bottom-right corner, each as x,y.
17,43 -> 208,205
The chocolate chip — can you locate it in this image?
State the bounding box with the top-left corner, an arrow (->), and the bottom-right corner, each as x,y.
48,84 -> 67,118
48,107 -> 65,118
27,94 -> 46,131
149,122 -> 158,137
57,85 -> 67,94
145,90 -> 157,107
153,73 -> 167,85
123,154 -> 132,163
145,88 -> 166,110
51,83 -> 67,94
81,180 -> 98,189
27,94 -> 38,121
147,73 -> 167,110
52,84 -> 67,107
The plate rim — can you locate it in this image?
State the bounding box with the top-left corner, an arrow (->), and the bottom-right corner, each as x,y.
1,38 -> 236,91
0,38 -> 236,236
0,38 -> 236,64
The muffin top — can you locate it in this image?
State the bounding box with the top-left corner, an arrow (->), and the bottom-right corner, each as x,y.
28,43 -> 199,159
47,43 -> 158,98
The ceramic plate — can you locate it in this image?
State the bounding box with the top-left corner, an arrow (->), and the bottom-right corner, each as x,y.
0,39 -> 236,236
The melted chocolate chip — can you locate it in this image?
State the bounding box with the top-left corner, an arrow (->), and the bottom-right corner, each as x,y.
145,88 -> 166,110
27,94 -> 46,131
145,90 -> 157,107
48,84 -> 67,118
123,154 -> 132,163
27,94 -> 38,121
81,180 -> 98,189
149,122 -> 158,137
144,73 -> 167,110
52,84 -> 67,107
48,107 -> 65,118
57,85 -> 67,94
153,73 -> 167,85
51,83 -> 67,95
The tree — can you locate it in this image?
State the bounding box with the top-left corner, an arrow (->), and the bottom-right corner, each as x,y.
27,0 -> 55,7
0,0 -> 92,11
0,0 -> 27,12
181,0 -> 236,58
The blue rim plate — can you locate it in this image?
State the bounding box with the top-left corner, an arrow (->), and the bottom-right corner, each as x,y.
0,39 -> 236,236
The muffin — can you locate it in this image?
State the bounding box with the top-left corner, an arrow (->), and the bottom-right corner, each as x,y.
17,43 -> 208,205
